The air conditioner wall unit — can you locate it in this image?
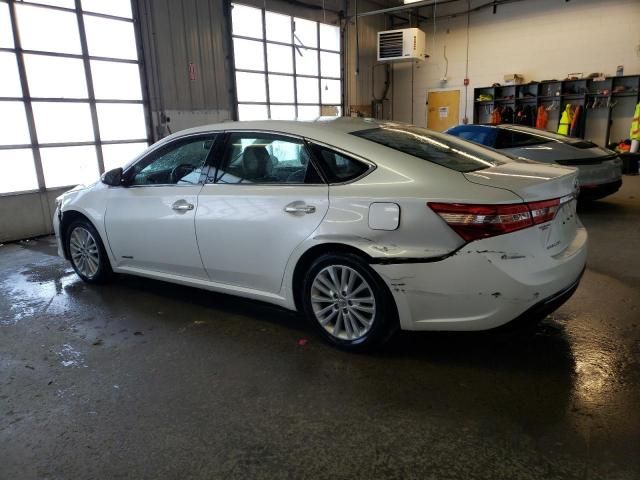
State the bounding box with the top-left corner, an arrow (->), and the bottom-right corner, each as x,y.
377,28 -> 426,62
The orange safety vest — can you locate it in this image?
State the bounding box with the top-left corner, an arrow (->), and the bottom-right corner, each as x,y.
536,105 -> 548,130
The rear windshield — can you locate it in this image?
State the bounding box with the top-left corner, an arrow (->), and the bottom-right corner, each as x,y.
351,126 -> 508,172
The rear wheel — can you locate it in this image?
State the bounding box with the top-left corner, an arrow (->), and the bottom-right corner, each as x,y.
301,253 -> 398,351
66,219 -> 112,283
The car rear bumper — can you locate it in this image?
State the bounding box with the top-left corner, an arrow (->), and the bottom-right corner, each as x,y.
579,179 -> 622,200
372,226 -> 588,331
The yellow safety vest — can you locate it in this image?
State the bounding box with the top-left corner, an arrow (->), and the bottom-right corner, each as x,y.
631,102 -> 640,141
558,104 -> 572,136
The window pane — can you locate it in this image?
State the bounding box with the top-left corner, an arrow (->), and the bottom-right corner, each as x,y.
96,103 -> 147,141
16,4 -> 81,54
91,60 -> 142,100
295,47 -> 318,76
218,133 -> 309,184
233,38 -> 264,71
267,43 -> 293,74
84,16 -> 137,60
237,104 -> 268,121
313,145 -> 368,183
235,72 -> 266,102
296,77 -> 319,103
28,0 -> 74,8
25,54 -> 88,98
320,24 -> 340,52
265,12 -> 291,43
293,18 -> 317,48
231,4 -> 262,39
268,74 -> 294,103
321,79 -> 341,104
32,102 -> 94,143
82,0 -> 133,18
320,51 -> 340,78
320,105 -> 342,117
297,105 -> 319,120
0,102 -> 30,145
0,149 -> 38,193
0,2 -> 13,48
41,145 -> 99,188
102,142 -> 148,171
270,105 -> 296,120
0,53 -> 22,97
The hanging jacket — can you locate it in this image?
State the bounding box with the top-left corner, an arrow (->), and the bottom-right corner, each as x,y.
490,106 -> 502,124
514,106 -> 525,124
536,105 -> 549,129
570,105 -> 582,137
528,105 -> 537,127
631,102 -> 640,140
558,104 -> 572,135
502,106 -> 514,124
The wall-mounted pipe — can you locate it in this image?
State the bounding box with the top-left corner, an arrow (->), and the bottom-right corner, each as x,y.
350,0 -> 528,20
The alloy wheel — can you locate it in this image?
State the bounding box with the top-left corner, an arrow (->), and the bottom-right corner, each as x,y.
69,226 -> 100,279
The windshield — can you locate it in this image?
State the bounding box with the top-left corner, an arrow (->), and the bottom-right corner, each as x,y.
351,125 -> 509,172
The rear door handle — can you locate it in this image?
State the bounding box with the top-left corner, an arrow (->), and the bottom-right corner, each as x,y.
172,200 -> 194,211
284,203 -> 316,214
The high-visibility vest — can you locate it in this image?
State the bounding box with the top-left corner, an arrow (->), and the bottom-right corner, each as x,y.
558,104 -> 572,136
631,102 -> 640,141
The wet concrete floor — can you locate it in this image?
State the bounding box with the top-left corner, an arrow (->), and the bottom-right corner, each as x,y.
1,177 -> 640,479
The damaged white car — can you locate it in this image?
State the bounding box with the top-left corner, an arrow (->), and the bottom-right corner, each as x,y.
54,118 -> 587,350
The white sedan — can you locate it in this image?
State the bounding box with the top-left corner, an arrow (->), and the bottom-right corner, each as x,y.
54,118 -> 587,350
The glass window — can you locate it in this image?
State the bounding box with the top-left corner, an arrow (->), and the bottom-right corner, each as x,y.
40,145 -> 100,188
237,104 -> 268,121
81,0 -> 133,18
495,129 -> 552,149
449,127 -> 495,147
293,18 -> 317,48
90,60 -> 142,100
128,136 -> 215,186
0,2 -> 13,48
25,54 -> 88,98
84,16 -> 137,60
233,38 -> 265,71
28,0 -> 75,8
32,102 -> 94,143
319,24 -> 340,52
352,126 -> 508,172
231,4 -> 262,39
295,47 -> 318,76
235,72 -> 266,102
265,12 -> 291,43
320,51 -> 340,78
321,79 -> 341,105
270,105 -> 296,120
0,53 -> 22,97
217,133 -> 320,184
0,101 -> 31,146
312,145 -> 369,183
297,105 -> 320,120
268,74 -> 294,103
102,142 -> 148,171
0,149 -> 39,193
296,77 -> 319,104
96,103 -> 147,141
266,43 -> 293,74
16,4 -> 81,54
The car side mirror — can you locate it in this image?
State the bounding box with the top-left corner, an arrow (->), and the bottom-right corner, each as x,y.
101,167 -> 123,186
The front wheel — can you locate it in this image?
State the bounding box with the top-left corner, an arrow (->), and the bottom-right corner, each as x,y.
66,219 -> 112,283
301,253 -> 398,351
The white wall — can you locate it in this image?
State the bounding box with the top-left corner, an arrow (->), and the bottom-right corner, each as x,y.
391,0 -> 640,143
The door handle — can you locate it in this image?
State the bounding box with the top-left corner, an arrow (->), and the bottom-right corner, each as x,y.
172,200 -> 194,211
284,204 -> 316,214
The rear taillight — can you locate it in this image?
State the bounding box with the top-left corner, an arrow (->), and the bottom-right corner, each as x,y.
428,198 -> 561,242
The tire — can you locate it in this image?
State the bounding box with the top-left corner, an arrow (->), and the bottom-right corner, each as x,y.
301,252 -> 398,352
65,219 -> 112,284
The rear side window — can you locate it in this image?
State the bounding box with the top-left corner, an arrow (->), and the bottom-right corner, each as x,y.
352,126 -> 506,172
311,144 -> 370,183
496,130 -> 552,149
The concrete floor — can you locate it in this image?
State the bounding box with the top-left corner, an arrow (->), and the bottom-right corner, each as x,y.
1,178 -> 640,480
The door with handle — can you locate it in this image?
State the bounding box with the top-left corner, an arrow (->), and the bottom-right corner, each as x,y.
104,134 -> 218,278
195,132 -> 329,293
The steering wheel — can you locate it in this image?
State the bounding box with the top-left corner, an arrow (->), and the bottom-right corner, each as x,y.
170,163 -> 196,184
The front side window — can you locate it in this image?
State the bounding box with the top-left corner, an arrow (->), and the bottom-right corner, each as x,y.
311,144 -> 370,183
128,135 -> 216,186
216,133 -> 322,184
495,129 -> 551,149
448,126 -> 496,147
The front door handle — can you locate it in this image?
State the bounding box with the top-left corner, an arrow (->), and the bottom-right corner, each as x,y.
284,203 -> 316,214
172,200 -> 194,211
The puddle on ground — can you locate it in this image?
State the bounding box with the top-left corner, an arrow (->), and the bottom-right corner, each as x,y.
56,343 -> 86,368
